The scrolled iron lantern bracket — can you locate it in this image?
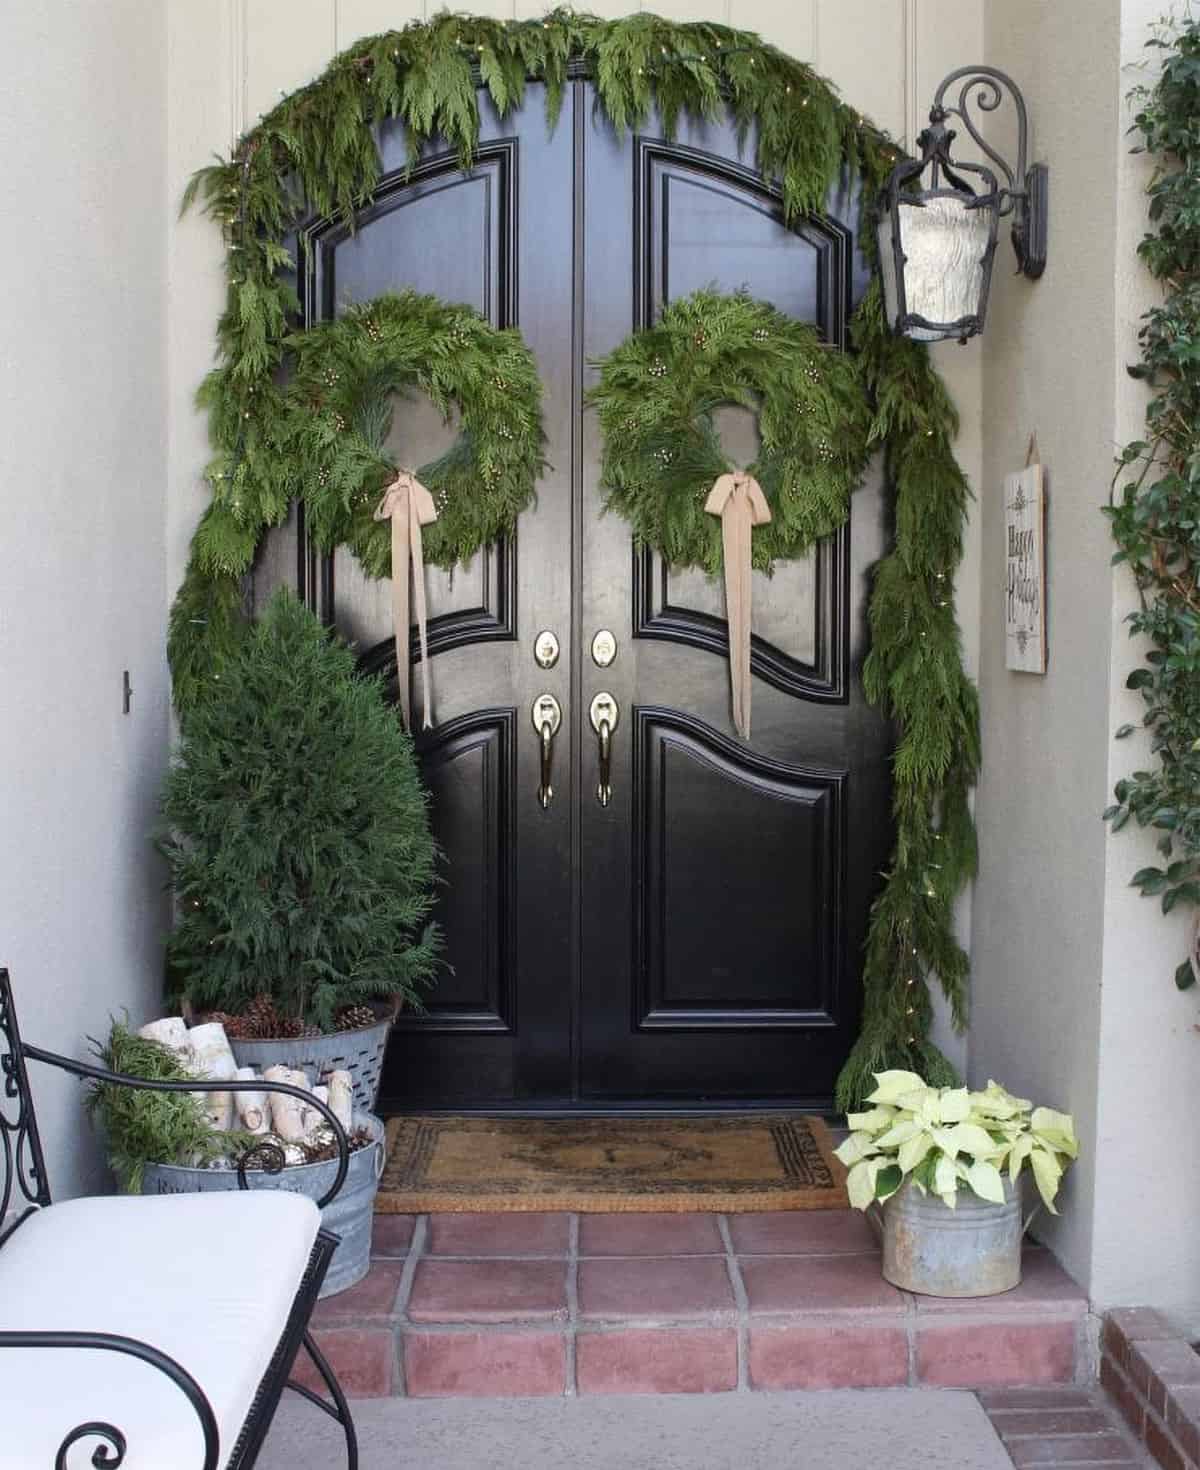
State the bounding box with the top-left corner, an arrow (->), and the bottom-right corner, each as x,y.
932,65 -> 1048,280
879,65 -> 1048,343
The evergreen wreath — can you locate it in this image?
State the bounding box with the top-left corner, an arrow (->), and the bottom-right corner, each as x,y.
172,7 -> 981,1110
282,291 -> 543,576
171,291 -> 543,711
588,289 -> 872,574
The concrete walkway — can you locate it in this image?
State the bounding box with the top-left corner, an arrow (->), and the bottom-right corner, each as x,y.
259,1388 -> 1012,1469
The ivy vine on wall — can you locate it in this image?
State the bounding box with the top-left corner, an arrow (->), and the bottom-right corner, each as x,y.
1106,14 -> 1200,989
173,7 -> 980,1108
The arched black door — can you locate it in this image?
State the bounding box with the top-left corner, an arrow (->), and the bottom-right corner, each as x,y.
283,75 -> 893,1112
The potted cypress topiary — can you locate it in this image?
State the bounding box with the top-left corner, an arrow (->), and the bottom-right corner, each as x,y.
158,588 -> 441,1109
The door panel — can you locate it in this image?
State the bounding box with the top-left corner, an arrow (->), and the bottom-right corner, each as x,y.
268,77 -> 892,1111
416,710 -> 517,1035
636,139 -> 831,329
290,89 -> 579,1107
633,709 -> 844,1024
578,98 -> 891,1106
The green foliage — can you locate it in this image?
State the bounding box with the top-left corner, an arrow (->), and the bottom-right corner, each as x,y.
591,280 -> 977,1112
1106,15 -> 1200,984
173,292 -> 544,706
167,560 -> 248,717
833,280 -> 979,1111
88,1020 -> 244,1193
171,10 -> 900,707
172,8 -> 975,1109
835,1072 -> 1078,1214
286,292 -> 545,572
588,289 -> 872,573
159,590 -> 441,1029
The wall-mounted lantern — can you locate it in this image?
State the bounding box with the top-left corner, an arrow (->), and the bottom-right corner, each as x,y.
878,66 -> 1048,344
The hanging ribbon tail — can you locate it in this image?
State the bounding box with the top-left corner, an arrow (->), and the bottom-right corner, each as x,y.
374,470 -> 440,731
705,471 -> 772,741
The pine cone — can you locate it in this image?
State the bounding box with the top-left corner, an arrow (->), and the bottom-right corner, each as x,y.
230,994 -> 306,1039
242,994 -> 281,1038
335,1004 -> 377,1033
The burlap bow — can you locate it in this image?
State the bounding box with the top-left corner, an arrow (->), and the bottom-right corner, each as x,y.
704,470 -> 772,740
374,469 -> 440,731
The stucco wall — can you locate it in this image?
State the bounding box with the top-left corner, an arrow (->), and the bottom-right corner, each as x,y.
0,1 -> 169,1199
971,0 -> 1121,1312
973,0 -> 1200,1333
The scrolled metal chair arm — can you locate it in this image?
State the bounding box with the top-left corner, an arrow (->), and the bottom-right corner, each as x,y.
0,1329 -> 220,1469
236,1137 -> 288,1191
21,1044 -> 351,1209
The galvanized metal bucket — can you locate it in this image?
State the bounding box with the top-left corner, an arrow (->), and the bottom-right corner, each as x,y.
880,1176 -> 1024,1297
229,1016 -> 391,1113
140,1112 -> 385,1297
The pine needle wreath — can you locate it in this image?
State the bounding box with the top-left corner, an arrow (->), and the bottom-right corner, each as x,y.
589,290 -> 871,574
281,291 -> 544,575
171,7 -> 982,1111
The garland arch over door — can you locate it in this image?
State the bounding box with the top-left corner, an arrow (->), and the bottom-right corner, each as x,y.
262,75 -> 894,1111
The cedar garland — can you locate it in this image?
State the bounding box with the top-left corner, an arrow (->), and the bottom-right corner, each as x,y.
842,277 -> 979,1103
172,7 -> 980,1109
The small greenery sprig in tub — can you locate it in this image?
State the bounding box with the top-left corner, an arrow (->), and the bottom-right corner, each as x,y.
88,1020 -> 252,1194
834,1071 -> 1078,1213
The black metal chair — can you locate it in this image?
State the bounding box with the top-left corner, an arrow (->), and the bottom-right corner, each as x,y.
0,967 -> 359,1469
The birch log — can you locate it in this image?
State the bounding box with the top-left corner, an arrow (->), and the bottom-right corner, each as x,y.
186,1021 -> 237,1130
233,1066 -> 269,1133
307,1086 -> 333,1142
326,1070 -> 354,1133
264,1064 -> 313,1143
138,1017 -> 194,1068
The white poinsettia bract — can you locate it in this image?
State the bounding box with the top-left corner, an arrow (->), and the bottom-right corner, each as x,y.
834,1074 -> 1078,1215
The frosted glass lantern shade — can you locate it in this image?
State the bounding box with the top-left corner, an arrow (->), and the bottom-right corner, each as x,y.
878,194 -> 995,342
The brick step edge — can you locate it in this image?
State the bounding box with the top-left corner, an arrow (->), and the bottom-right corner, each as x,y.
1103,1307 -> 1200,1469
298,1311 -> 1097,1399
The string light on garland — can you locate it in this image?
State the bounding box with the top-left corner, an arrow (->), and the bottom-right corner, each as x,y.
172,8 -> 979,1110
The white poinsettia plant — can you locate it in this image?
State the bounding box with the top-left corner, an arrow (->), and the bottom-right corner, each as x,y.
834,1071 -> 1078,1215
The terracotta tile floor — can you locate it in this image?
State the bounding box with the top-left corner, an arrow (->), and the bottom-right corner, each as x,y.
307,1208 -> 1094,1400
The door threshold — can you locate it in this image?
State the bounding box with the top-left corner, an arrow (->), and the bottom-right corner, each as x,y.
378,1098 -> 842,1123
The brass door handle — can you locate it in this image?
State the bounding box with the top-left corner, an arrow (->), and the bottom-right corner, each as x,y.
531,694 -> 562,811
589,692 -> 619,808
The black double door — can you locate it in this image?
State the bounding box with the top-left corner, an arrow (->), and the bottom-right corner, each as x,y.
289,76 -> 894,1112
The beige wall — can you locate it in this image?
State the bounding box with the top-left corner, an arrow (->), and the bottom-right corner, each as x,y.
1090,0 -> 1200,1330
972,0 -> 1120,1311
973,0 -> 1200,1333
0,1 -> 169,1198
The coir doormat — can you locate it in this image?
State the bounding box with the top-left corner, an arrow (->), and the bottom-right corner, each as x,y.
377,1114 -> 847,1213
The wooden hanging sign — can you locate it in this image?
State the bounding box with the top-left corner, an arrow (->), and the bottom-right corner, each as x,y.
1004,442 -> 1047,673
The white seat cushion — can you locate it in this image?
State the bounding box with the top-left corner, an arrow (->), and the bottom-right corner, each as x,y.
0,1190 -> 321,1469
